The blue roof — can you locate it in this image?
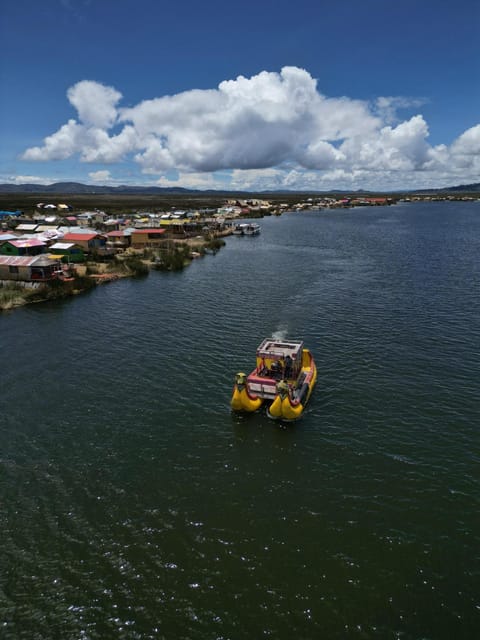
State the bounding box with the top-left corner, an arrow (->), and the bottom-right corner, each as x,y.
0,210 -> 22,217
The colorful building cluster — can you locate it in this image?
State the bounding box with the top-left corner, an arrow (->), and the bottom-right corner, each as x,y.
0,206 -> 225,283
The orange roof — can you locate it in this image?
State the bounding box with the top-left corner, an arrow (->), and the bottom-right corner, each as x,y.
132,228 -> 165,235
63,233 -> 98,241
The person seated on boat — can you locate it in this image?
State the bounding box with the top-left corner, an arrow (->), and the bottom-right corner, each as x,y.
270,360 -> 281,376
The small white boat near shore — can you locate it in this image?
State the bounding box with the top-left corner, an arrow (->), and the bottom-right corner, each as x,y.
232,223 -> 261,236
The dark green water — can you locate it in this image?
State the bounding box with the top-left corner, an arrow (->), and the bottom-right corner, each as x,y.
1,202 -> 479,639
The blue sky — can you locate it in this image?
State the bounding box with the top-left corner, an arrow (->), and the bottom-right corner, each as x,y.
1,0 -> 479,191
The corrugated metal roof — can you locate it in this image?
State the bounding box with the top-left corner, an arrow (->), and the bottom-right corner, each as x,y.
0,256 -> 41,267
132,228 -> 165,234
50,242 -> 75,250
33,255 -> 60,266
63,233 -> 98,241
10,239 -> 46,248
58,227 -> 96,235
36,225 -> 59,232
16,224 -> 38,231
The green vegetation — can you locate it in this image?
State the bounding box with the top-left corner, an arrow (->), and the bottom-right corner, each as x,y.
152,242 -> 191,271
104,255 -> 149,276
123,256 -> 150,276
204,237 -> 225,253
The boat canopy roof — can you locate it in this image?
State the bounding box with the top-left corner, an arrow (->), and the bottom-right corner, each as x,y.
256,338 -> 304,361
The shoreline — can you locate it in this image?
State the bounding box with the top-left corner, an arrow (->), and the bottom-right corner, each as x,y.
0,233 -> 229,311
2,197 -> 478,312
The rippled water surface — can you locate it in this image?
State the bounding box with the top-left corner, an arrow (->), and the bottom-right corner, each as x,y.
1,202 -> 479,639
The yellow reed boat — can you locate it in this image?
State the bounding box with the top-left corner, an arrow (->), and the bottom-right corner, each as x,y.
231,338 -> 317,420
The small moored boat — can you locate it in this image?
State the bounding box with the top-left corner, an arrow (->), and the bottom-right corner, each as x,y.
232,223 -> 261,236
231,338 -> 317,420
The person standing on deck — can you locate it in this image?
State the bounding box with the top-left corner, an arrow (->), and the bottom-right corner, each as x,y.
284,354 -> 293,378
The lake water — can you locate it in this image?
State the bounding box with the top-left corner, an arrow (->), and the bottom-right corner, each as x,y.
1,201 -> 479,639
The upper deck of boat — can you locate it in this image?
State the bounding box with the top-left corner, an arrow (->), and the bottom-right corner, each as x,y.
256,339 -> 304,361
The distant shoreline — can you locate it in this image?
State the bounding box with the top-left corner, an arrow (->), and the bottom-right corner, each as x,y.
1,191 -> 479,218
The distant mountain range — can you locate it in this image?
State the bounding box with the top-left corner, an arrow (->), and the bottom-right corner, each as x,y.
438,182 -> 480,192
0,182 -> 200,195
0,181 -> 479,195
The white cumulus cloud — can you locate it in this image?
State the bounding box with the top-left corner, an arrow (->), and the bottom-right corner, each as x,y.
452,124 -> 480,155
23,119 -> 83,161
21,67 -> 480,190
67,80 -> 122,129
89,170 -> 112,182
374,96 -> 427,125
156,172 -> 225,190
5,174 -> 56,185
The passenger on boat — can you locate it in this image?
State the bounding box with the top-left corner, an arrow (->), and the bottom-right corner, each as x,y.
284,355 -> 293,377
270,361 -> 281,375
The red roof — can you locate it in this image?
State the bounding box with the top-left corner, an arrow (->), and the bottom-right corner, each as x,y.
63,233 -> 98,241
107,230 -> 126,237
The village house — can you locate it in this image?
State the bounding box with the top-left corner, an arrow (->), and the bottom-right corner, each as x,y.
106,230 -> 132,250
0,210 -> 22,221
100,219 -> 122,232
0,255 -> 62,282
34,225 -> 60,235
32,213 -> 58,223
76,212 -> 102,226
93,210 -> 109,224
130,228 -> 166,248
158,218 -> 204,237
58,226 -> 93,236
49,242 -> 86,263
216,206 -> 242,217
364,197 -> 389,206
15,223 -> 39,234
0,238 -> 46,257
0,233 -> 19,247
62,232 -> 107,254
